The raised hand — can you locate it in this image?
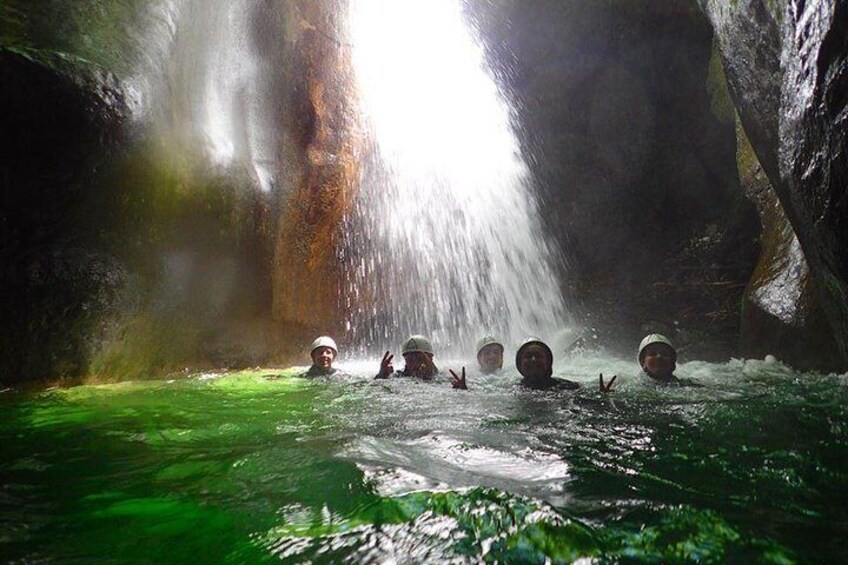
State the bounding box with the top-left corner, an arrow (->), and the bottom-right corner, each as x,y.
599,373 -> 617,394
450,366 -> 468,390
376,351 -> 394,379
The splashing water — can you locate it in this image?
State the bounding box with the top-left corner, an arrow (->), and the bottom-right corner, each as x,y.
2,359 -> 846,563
343,0 -> 569,354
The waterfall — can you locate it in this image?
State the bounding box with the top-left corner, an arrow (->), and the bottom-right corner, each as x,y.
131,0 -> 570,356
343,0 -> 569,354
130,0 -> 284,192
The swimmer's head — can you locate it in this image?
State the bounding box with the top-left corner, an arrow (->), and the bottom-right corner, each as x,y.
402,335 -> 436,378
310,336 -> 338,370
638,334 -> 676,379
476,336 -> 504,374
515,337 -> 553,380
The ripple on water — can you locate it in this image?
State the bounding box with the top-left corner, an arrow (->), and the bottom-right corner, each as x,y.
1,360 -> 846,562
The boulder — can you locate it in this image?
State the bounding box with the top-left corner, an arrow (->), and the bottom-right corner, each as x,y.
737,120 -> 841,370
700,0 -> 848,368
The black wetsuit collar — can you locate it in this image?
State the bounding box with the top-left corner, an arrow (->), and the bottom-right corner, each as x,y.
305,365 -> 337,377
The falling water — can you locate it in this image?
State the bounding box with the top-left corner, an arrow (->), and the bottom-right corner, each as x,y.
130,0 -> 285,192
343,0 -> 569,353
129,0 -> 570,354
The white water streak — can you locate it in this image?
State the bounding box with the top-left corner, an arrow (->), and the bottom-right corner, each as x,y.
345,0 -> 569,353
132,0 -> 280,191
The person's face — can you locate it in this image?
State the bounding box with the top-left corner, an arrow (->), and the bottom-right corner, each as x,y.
477,344 -> 503,373
518,344 -> 551,379
403,351 -> 434,377
641,343 -> 676,378
311,346 -> 335,369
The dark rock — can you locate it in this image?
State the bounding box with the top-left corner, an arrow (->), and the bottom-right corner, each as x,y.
698,0 -> 783,182
469,0 -> 758,358
779,0 -> 848,366
737,122 -> 841,370
700,0 -> 848,368
0,48 -> 130,382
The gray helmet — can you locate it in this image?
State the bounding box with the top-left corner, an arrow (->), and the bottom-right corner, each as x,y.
310,336 -> 338,356
515,337 -> 553,371
637,333 -> 675,364
476,335 -> 504,356
402,335 -> 434,356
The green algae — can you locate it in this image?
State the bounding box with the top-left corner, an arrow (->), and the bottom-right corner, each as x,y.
0,0 -> 160,75
76,141 -> 275,383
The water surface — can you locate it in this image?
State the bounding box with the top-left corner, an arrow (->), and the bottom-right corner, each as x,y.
2,355 -> 846,563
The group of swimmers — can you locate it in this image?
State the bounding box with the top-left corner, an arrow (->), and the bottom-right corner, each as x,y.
301,332 -> 690,390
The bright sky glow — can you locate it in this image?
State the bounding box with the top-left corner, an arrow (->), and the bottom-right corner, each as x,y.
349,0 -> 522,190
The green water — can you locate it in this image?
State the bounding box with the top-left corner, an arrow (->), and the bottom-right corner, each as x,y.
2,357 -> 846,563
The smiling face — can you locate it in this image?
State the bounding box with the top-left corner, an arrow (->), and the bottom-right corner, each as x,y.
403,351 -> 435,378
477,343 -> 504,374
311,346 -> 336,370
640,343 -> 676,379
517,344 -> 551,380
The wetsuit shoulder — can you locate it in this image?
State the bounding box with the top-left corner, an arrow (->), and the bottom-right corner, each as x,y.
554,378 -> 581,390
640,370 -> 682,386
303,366 -> 338,378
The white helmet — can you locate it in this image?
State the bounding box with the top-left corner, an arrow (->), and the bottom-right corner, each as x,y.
476,335 -> 504,356
515,336 -> 553,369
402,335 -> 434,356
310,336 -> 338,356
637,334 -> 675,364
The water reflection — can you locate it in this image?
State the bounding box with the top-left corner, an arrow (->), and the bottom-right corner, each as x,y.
1,358 -> 846,562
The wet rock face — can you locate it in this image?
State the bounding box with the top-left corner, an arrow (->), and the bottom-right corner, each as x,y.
700,0 -> 783,181
701,0 -> 848,367
469,0 -> 758,358
0,49 -> 130,381
271,0 -> 361,333
1,1 -> 362,382
779,0 -> 848,364
737,123 -> 841,371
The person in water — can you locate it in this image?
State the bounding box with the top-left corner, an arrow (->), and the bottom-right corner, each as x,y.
637,333 -> 700,386
515,337 -> 580,390
476,335 -> 504,374
376,334 -> 439,379
301,336 -> 340,377
449,335 -> 504,390
447,336 -> 504,390
515,337 -> 617,392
